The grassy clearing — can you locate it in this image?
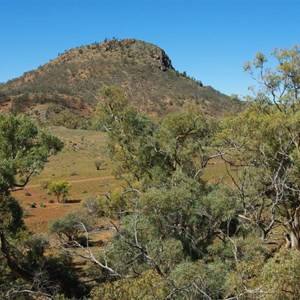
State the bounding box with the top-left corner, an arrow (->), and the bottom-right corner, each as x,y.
31,126 -> 113,183
14,126 -> 121,233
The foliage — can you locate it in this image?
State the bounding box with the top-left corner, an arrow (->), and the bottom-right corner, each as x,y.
81,196 -> 105,218
1,195 -> 25,234
97,86 -> 219,184
91,270 -> 166,300
11,237 -> 88,299
49,212 -> 93,244
262,249 -> 300,299
0,114 -> 63,241
222,46 -> 300,250
0,113 -> 63,194
0,114 -> 87,298
51,110 -> 93,129
85,86 -> 245,299
87,47 -> 300,298
47,181 -> 71,202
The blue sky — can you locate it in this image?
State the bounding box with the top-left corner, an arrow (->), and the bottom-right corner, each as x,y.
0,0 -> 299,97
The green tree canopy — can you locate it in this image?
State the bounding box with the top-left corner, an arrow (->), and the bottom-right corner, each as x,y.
222,46 -> 300,250
0,114 -> 63,194
47,181 -> 71,202
0,114 -> 73,298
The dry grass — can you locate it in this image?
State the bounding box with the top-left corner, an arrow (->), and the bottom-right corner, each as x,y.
31,126 -> 112,183
13,126 -> 121,233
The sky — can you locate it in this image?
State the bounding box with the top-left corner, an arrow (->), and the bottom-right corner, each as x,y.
0,0 -> 299,98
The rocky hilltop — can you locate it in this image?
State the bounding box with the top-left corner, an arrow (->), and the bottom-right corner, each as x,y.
0,38 -> 241,125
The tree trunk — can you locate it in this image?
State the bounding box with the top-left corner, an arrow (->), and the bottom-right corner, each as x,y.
286,206 -> 300,250
289,230 -> 300,250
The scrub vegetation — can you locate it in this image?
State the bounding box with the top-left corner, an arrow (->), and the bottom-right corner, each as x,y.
0,38 -> 242,125
0,45 -> 300,299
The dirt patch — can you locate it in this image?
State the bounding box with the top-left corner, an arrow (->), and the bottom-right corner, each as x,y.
13,186 -> 81,233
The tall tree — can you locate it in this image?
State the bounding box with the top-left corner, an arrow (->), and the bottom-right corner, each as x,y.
86,87 -> 241,299
0,114 -> 64,294
97,86 -> 220,184
222,46 -> 300,249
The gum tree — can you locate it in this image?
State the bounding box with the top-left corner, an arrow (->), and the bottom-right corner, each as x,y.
0,114 -> 63,284
85,87 -> 241,299
222,46 -> 300,249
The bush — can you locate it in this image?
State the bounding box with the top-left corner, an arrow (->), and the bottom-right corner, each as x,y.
47,181 -> 71,202
82,191 -> 129,219
49,213 -> 93,244
262,249 -> 300,299
81,196 -> 105,219
94,159 -> 103,170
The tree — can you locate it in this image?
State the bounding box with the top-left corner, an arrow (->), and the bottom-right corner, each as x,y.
97,86 -> 220,184
82,87 -> 243,299
222,46 -> 300,250
47,181 -> 71,202
49,213 -> 93,244
0,114 -> 63,194
96,87 -> 237,261
0,113 -> 66,296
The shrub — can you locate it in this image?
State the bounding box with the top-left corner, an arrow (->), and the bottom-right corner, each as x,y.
47,181 -> 71,202
49,213 -> 93,244
81,196 -> 104,218
94,159 -> 104,170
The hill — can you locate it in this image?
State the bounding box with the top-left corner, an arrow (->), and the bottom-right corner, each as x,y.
0,38 -> 242,125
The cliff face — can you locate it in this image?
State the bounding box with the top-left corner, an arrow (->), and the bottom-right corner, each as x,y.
0,38 -> 242,123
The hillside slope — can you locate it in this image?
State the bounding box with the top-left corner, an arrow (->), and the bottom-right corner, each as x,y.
0,38 -> 241,123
